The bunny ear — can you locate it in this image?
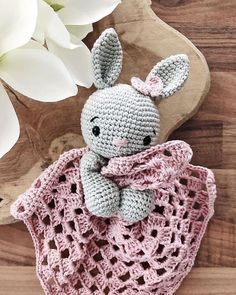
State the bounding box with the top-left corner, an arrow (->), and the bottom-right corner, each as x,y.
150,54 -> 190,98
92,28 -> 123,89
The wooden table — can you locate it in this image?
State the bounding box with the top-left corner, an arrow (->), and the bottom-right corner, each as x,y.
0,0 -> 236,294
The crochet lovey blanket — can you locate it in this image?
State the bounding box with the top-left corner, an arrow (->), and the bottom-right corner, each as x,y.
11,140 -> 216,295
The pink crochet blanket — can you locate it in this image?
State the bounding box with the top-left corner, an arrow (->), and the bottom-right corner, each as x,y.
11,140 -> 216,295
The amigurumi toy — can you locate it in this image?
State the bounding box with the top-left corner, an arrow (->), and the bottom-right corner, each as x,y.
11,29 -> 216,295
80,28 -> 190,223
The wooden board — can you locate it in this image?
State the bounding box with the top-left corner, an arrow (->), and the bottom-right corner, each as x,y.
0,0 -> 236,294
0,0 -> 210,223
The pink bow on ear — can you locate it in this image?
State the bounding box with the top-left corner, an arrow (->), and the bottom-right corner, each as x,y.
131,74 -> 164,98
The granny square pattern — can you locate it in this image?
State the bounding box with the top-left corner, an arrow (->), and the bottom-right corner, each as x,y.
11,141 -> 216,295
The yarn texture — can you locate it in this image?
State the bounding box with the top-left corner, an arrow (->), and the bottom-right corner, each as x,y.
92,28 -> 123,89
80,28 -> 190,222
11,28 -> 215,294
150,54 -> 190,99
131,74 -> 164,98
11,140 -> 216,295
81,84 -> 160,159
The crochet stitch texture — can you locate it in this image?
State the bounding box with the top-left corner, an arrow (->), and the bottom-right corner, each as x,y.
80,28 -> 190,222
11,141 -> 216,295
11,28 -> 216,294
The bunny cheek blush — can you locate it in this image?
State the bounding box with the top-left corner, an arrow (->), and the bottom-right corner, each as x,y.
11,28 -> 216,295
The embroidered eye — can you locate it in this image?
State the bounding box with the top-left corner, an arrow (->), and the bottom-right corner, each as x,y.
92,126 -> 100,137
143,135 -> 151,146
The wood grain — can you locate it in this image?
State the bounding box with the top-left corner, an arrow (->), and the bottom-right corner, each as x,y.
0,0 -> 210,224
151,0 -> 236,72
0,0 -> 236,294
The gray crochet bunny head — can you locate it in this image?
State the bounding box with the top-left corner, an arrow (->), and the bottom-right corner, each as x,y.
81,28 -> 189,159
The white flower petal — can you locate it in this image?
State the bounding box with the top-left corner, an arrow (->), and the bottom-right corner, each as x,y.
66,24 -> 93,40
36,0 -> 71,48
0,83 -> 20,158
33,21 -> 45,45
47,39 -> 93,88
57,0 -> 121,25
0,0 -> 37,55
22,40 -> 47,50
0,48 -> 78,102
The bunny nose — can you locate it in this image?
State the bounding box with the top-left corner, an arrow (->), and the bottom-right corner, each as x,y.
112,138 -> 128,147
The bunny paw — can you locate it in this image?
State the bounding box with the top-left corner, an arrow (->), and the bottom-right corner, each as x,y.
119,188 -> 154,223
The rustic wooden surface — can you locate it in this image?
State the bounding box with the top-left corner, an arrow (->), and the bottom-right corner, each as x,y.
0,0 -> 210,225
0,0 -> 236,294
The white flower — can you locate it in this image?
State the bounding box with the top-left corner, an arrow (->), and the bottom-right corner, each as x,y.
34,0 -> 121,87
0,0 -> 121,158
0,0 -> 78,158
44,0 -> 121,37
55,0 -> 121,25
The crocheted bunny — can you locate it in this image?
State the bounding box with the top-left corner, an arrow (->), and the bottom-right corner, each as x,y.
80,28 -> 190,223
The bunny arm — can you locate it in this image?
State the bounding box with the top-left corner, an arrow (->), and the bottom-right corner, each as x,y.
80,151 -> 120,217
119,188 -> 154,223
